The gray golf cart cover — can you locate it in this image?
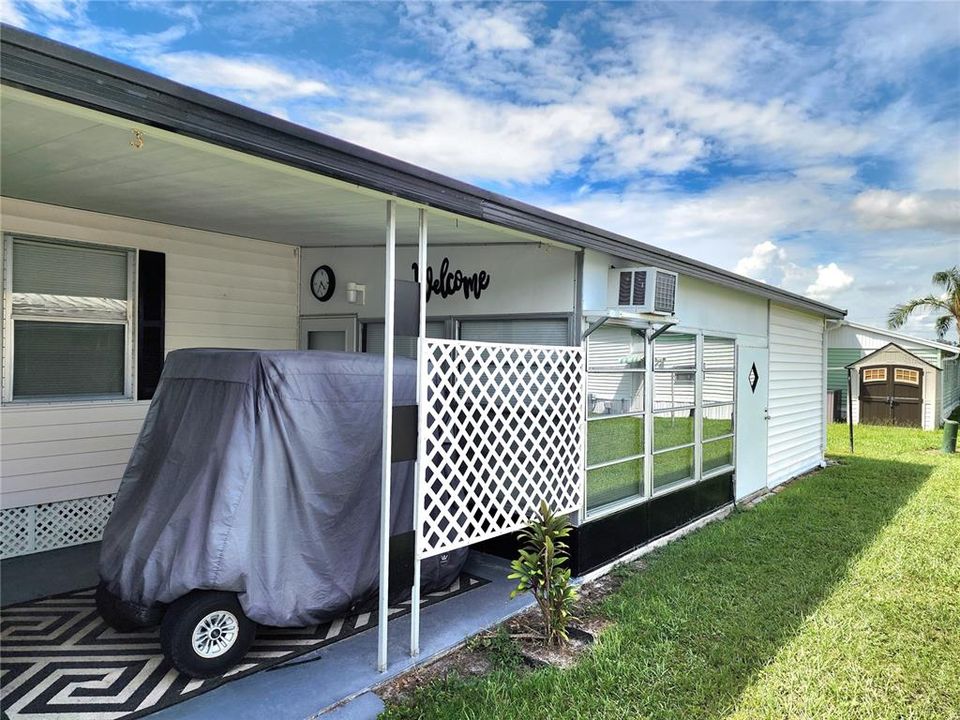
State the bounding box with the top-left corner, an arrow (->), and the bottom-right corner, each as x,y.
100,349 -> 465,627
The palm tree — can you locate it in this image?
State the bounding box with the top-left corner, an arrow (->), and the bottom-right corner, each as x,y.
888,266 -> 960,343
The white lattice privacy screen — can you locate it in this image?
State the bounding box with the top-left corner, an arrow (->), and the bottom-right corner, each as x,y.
0,494 -> 115,558
418,338 -> 585,558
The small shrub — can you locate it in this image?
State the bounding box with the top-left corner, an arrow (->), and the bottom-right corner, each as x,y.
466,627 -> 522,669
508,500 -> 579,646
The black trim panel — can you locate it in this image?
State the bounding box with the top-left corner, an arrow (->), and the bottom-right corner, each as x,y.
477,472 -> 734,576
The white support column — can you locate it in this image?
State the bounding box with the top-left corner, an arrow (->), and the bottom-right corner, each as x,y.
411,208 -> 428,657
377,200 -> 397,673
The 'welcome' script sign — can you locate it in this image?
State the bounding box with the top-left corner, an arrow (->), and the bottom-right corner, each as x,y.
411,258 -> 491,302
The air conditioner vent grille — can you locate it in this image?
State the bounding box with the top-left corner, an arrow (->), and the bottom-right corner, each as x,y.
632,272 -> 646,306
654,272 -> 677,314
618,272 -> 632,305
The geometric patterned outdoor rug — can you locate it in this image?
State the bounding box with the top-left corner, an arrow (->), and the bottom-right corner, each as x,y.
0,573 -> 488,720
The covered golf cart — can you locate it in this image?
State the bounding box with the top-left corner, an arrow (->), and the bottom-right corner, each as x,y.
97,348 -> 465,677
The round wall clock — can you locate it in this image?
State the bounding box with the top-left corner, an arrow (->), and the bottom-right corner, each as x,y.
310,265 -> 336,302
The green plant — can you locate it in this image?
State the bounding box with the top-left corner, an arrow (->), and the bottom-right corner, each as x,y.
508,500 -> 579,646
465,627 -> 522,669
888,266 -> 960,342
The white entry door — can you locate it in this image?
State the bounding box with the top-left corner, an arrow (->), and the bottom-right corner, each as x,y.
735,345 -> 769,500
299,316 -> 357,352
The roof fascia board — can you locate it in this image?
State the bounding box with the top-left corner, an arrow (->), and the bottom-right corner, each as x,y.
0,24 -> 844,319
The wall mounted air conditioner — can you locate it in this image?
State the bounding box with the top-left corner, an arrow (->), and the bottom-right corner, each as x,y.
610,267 -> 678,316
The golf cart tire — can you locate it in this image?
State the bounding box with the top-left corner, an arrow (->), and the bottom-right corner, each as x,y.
160,591 -> 256,678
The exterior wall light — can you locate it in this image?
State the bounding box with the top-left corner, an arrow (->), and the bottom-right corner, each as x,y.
346,282 -> 366,305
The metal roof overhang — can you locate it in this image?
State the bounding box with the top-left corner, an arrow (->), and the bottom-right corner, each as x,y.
0,24 -> 845,319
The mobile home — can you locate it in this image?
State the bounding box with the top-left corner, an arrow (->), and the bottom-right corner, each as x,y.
1,25 -> 844,666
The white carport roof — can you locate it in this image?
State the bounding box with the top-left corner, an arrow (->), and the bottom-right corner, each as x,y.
0,86 -> 542,250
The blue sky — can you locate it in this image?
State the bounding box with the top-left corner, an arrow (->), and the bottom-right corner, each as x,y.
3,1 -> 959,338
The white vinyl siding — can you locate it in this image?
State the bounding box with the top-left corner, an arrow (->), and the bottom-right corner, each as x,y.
767,304 -> 825,487
0,198 -> 298,509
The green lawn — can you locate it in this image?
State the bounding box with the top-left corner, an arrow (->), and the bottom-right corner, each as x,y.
384,424 -> 960,720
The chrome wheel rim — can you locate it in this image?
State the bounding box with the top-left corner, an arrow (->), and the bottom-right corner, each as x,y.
191,610 -> 239,658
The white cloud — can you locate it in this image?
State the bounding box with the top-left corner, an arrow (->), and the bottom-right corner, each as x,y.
594,111 -> 707,176
852,189 -> 960,233
806,262 -> 854,300
794,165 -> 857,184
544,177 -> 846,272
0,0 -> 28,25
319,85 -> 619,184
734,241 -> 787,281
453,10 -> 532,52
17,0 -> 75,21
146,52 -> 333,103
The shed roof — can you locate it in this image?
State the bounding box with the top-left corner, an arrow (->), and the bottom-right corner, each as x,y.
847,343 -> 942,371
0,24 -> 845,319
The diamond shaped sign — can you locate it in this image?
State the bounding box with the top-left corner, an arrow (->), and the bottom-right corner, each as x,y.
748,362 -> 760,393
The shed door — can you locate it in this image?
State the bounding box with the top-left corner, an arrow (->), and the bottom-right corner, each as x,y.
860,365 -> 923,427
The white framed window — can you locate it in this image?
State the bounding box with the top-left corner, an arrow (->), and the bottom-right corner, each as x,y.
894,367 -> 920,384
701,336 -> 735,477
3,236 -> 136,403
585,325 -> 646,513
584,327 -> 739,519
652,333 -> 697,491
863,367 -> 887,383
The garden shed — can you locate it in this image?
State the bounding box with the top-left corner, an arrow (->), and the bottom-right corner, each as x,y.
847,344 -> 942,429
1,25 -> 845,680
827,321 -> 959,429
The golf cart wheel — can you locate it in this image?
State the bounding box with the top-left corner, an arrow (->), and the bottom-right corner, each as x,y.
160,591 -> 256,678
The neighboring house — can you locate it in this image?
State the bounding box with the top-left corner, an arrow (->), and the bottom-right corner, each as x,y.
827,321 -> 960,430
0,23 -> 844,596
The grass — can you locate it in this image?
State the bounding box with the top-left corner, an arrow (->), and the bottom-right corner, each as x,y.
586,416 -> 733,507
384,424 -> 960,720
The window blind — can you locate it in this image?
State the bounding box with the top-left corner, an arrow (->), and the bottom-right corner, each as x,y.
13,239 -> 128,299
364,320 -> 446,357
13,321 -> 125,398
458,317 -> 570,346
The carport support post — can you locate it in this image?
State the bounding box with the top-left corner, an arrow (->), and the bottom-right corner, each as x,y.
378,200 -> 397,673
411,208 -> 428,657
847,368 -> 854,453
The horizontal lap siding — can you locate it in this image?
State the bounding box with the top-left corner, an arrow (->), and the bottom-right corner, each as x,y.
0,198 -> 298,508
768,304 -> 825,487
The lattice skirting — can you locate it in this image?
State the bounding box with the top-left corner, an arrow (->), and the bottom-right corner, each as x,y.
0,495 -> 115,559
0,572 -> 488,720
